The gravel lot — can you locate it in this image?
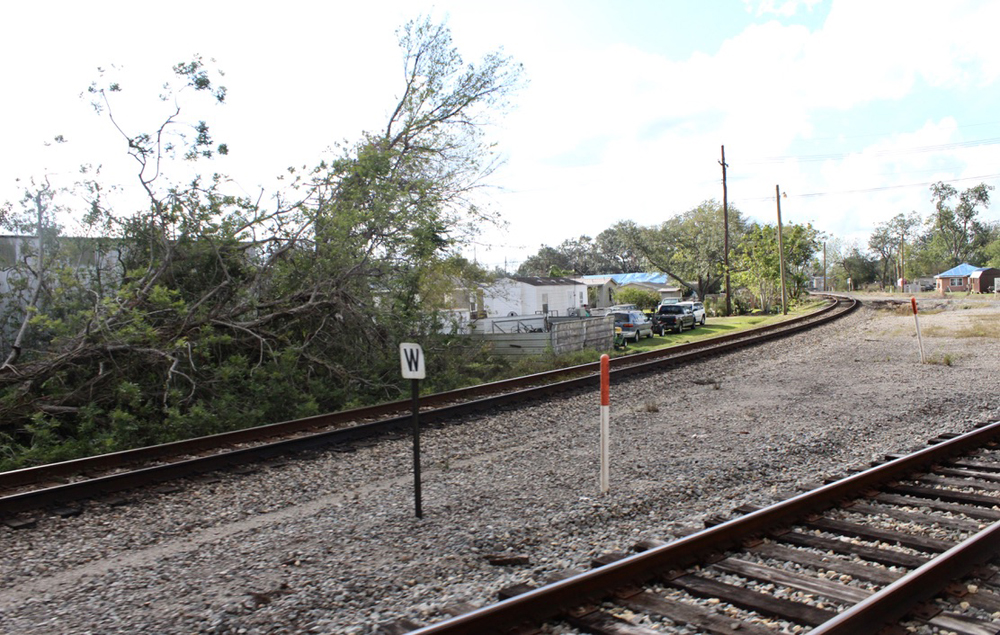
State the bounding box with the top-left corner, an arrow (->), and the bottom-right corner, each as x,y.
1,296 -> 998,634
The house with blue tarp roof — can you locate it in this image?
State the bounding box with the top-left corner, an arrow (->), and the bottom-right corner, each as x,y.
934,263 -> 984,293
577,273 -> 684,304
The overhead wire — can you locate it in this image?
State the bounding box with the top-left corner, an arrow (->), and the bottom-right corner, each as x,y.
742,137 -> 1000,165
736,173 -> 1000,202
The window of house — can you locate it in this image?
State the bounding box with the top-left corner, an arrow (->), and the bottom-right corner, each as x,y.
950,278 -> 963,286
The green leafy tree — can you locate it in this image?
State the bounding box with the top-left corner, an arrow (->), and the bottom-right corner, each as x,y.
986,233 -> 1000,269
837,243 -> 878,289
0,18 -> 523,468
732,221 -> 819,311
868,212 -> 920,287
732,223 -> 781,311
923,182 -> 994,269
594,223 -> 644,273
516,228 -> 643,277
517,245 -> 574,276
633,201 -> 748,300
612,287 -> 660,311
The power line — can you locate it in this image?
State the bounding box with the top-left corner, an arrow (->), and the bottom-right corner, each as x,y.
738,173 -> 1000,202
743,137 -> 1000,165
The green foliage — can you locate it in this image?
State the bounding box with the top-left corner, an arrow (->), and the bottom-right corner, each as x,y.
864,184 -> 996,287
517,225 -> 643,277
612,287 -> 660,311
632,201 -> 749,300
923,182 -> 993,269
0,19 -> 523,469
732,221 -> 819,311
986,235 -> 1000,269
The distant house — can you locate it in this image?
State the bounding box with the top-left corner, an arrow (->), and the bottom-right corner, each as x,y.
612,272 -> 670,294
452,276 -> 588,323
935,263 -> 987,293
489,276 -> 588,317
593,272 -> 688,302
574,275 -> 618,309
970,268 -> 1000,293
461,277 -> 611,354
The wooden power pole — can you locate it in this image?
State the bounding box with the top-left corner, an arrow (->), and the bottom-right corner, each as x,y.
720,145 -> 731,316
823,242 -> 827,293
775,185 -> 787,315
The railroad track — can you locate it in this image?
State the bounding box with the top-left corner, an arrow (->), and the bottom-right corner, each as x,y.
392,419 -> 1000,635
0,296 -> 856,522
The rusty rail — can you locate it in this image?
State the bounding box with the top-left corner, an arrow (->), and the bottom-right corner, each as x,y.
0,296 -> 855,517
408,418 -> 1000,634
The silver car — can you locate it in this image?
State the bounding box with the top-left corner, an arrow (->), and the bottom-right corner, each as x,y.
612,310 -> 653,342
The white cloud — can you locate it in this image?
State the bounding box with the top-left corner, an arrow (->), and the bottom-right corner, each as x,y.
743,0 -> 824,18
3,1 -> 999,271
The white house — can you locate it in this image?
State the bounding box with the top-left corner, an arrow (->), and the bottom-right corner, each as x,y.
481,276 -> 588,317
574,275 -> 618,309
440,276 -> 590,334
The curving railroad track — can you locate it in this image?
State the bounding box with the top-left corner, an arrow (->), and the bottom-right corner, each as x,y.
0,296 -> 856,522
398,419 -> 1000,635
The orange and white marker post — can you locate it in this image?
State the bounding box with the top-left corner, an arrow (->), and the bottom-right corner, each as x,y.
911,297 -> 926,363
600,354 -> 610,493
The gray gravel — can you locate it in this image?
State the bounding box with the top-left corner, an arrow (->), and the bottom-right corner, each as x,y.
1,297 -> 998,634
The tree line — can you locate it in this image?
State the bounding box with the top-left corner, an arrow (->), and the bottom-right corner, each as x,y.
516,183 -> 998,301
516,200 -> 822,312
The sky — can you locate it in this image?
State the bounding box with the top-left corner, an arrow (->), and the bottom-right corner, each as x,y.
3,0 -> 1000,271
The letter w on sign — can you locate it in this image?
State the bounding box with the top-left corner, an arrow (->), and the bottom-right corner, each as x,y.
399,343 -> 426,379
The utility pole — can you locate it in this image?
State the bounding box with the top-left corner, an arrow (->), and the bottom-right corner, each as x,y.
775,185 -> 787,315
720,146 -> 732,316
823,242 -> 827,293
899,235 -> 905,291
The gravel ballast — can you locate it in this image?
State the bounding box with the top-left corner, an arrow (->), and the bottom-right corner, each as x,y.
1,297 -> 999,634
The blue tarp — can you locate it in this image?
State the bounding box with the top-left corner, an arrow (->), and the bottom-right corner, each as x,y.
579,273 -> 675,286
935,263 -> 984,278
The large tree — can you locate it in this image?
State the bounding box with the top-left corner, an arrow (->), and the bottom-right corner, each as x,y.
868,211 -> 920,287
923,181 -> 994,269
633,200 -> 748,300
0,18 -> 523,467
837,242 -> 878,289
516,224 -> 645,277
732,221 -> 819,311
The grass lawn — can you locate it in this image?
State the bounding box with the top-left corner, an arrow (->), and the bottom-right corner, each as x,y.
617,300 -> 828,354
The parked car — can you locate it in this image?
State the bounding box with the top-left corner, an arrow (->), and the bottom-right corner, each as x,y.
678,301 -> 706,326
651,304 -> 695,334
612,310 -> 653,342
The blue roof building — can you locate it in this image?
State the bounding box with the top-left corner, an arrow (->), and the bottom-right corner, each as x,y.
934,262 -> 985,293
934,263 -> 984,278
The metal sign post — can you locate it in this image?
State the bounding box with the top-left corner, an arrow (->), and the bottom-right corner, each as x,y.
400,343 -> 426,518
910,298 -> 926,364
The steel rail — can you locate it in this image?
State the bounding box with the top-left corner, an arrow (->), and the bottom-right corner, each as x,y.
811,519 -> 1000,634
407,418 -> 1000,634
0,297 -> 856,516
0,297 -> 844,490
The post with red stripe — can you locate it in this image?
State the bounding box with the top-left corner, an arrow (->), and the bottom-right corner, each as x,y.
911,297 -> 925,364
600,354 -> 610,493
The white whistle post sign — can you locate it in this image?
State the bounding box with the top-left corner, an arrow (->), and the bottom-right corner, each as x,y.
400,342 -> 426,379
400,342 -> 426,518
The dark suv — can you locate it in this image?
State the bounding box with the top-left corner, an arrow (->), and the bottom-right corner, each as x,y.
651,304 -> 695,334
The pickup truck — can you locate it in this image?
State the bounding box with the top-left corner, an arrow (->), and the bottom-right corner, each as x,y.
651,304 -> 696,334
